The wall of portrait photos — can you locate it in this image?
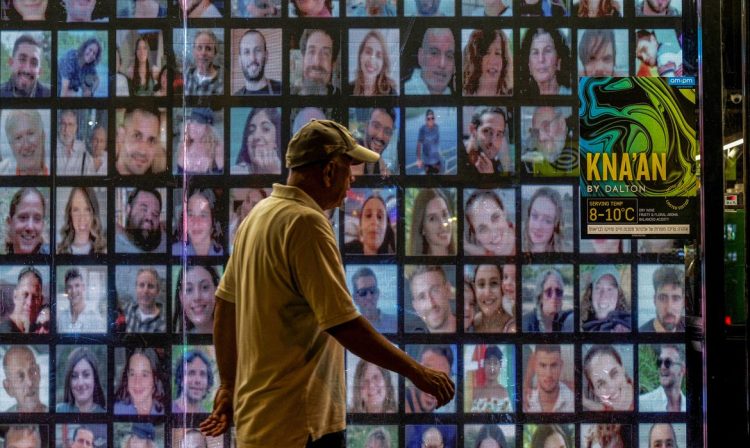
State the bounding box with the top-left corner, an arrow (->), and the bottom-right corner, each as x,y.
0,1 -> 703,447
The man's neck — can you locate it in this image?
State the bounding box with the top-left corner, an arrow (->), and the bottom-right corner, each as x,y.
196,65 -> 216,78
61,140 -> 75,155
244,77 -> 269,92
17,399 -> 43,412
138,304 -> 158,316
70,301 -> 85,321
664,385 -> 682,410
538,386 -> 560,411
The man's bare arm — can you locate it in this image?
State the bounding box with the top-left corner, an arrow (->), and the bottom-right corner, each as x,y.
200,297 -> 237,436
327,316 -> 455,407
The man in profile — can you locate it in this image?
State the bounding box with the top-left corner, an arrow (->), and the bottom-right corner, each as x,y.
524,344 -> 574,413
0,35 -> 50,98
234,29 -> 281,95
522,106 -> 578,176
173,350 -> 214,414
351,108 -> 395,176
647,423 -> 679,448
465,107 -> 510,174
180,0 -> 222,17
405,345 -> 454,413
116,107 -> 164,176
2,425 -> 42,448
637,0 -> 680,16
407,265 -> 456,333
291,29 -> 339,95
57,268 -> 106,333
640,266 -> 686,332
56,110 -> 94,175
350,267 -> 396,333
640,345 -> 687,412
405,28 -> 455,95
70,426 -> 95,448
115,188 -> 166,253
185,30 -> 223,95
88,125 -> 107,175
2,345 -> 47,412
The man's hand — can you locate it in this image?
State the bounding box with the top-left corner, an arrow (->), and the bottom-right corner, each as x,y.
474,152 -> 494,173
199,384 -> 234,437
410,365 -> 455,409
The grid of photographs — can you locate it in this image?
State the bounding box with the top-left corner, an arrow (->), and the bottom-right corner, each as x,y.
0,1 -> 699,447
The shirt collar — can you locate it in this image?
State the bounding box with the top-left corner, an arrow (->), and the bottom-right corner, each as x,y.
271,183 -> 325,215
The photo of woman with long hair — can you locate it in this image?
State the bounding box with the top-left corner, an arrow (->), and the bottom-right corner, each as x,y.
113,347 -> 167,416
231,107 -> 282,174
462,29 -> 513,96
56,187 -> 106,255
518,27 -> 571,96
407,188 -> 456,256
56,346 -> 106,413
349,29 -> 398,96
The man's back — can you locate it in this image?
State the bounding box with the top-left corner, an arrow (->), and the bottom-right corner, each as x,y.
216,184 -> 359,447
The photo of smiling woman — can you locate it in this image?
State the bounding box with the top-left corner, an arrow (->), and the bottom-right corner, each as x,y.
1,0 -> 49,20
582,344 -> 634,411
230,107 -> 282,175
467,264 -> 516,333
172,264 -> 220,334
347,352 -> 398,413
113,347 -> 167,416
464,189 -> 515,256
406,188 -> 457,256
521,185 -> 573,253
57,31 -> 108,97
518,27 -> 571,96
1,187 -> 50,255
55,187 -> 107,255
56,346 -> 107,413
580,265 -> 632,332
462,28 -> 513,96
344,188 -> 397,255
464,344 -> 514,412
348,29 -> 398,96
0,109 -> 51,176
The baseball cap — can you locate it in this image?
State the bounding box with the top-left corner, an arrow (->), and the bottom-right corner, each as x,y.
591,265 -> 621,287
285,119 -> 380,169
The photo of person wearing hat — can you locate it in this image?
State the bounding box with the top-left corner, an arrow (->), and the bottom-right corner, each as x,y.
580,265 -> 632,332
200,119 -> 455,447
117,422 -> 160,448
173,108 -> 223,174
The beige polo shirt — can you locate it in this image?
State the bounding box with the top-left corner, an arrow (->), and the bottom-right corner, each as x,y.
216,183 -> 359,447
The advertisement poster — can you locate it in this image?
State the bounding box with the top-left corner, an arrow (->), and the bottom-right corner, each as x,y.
579,77 -> 698,238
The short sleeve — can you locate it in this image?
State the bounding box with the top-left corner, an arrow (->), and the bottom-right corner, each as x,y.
288,213 -> 359,330
216,251 -> 237,303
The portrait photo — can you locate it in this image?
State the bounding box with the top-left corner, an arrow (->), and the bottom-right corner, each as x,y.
114,422 -> 164,448
403,27 -> 456,95
638,423 -> 686,448
116,29 -> 166,97
464,264 -> 516,333
59,192 -> 101,252
348,107 -> 399,176
464,344 -> 515,413
54,109 -> 108,176
1,1 -> 49,20
0,266 -> 50,334
463,188 -> 516,257
404,107 -> 458,175
229,107 -> 282,175
1,425 -> 48,447
461,29 -> 513,97
347,28 -> 399,96
346,351 -> 399,413
345,264 -> 398,334
580,424 -> 631,448
0,31 -> 51,98
173,28 -> 225,96
577,29 -> 628,77
405,345 -> 457,413
114,346 -> 169,416
57,30 -> 108,97
172,187 -> 226,257
232,0 -> 281,17
406,425 -> 457,448
173,428 -> 224,448
230,28 -> 282,96
114,265 -> 167,333
635,29 -> 684,78
463,425 -> 515,448
0,187 -> 51,255
55,345 -> 108,413
405,188 -> 457,256
347,425 -> 398,448
114,187 -> 167,253
462,106 -> 514,175
579,264 -> 632,333
115,108 -> 168,176
289,0 -> 339,17
518,27 -> 572,96
582,344 -> 635,411
635,0 -> 682,16
403,265 -> 456,334
0,345 -> 49,412
344,187 -> 398,256
172,263 -> 222,334
289,28 -> 341,95
56,424 -> 106,448
228,188 -> 271,250
637,264 -> 686,333
173,107 -> 224,175
638,344 -> 687,413
521,264 -> 574,333
522,424 -> 574,448
117,0 -> 169,17
55,265 -> 108,334
520,106 -> 577,177
0,109 -> 51,176
172,345 -> 218,414
520,184 -> 574,253
522,344 -> 574,413
572,0 -> 623,17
